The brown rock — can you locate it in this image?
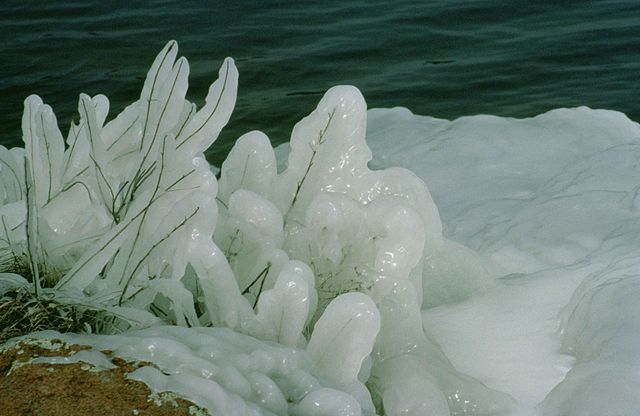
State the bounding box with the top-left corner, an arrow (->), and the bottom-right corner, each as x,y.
0,339 -> 210,416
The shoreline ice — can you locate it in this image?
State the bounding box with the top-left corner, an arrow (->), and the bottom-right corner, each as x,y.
2,41 -> 639,415
368,106 -> 640,415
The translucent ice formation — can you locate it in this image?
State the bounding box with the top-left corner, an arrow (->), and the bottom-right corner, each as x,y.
0,41 -> 516,415
218,85 -> 515,414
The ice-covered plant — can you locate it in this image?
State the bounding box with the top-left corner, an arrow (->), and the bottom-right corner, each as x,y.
0,41 -> 514,415
0,40 -> 243,331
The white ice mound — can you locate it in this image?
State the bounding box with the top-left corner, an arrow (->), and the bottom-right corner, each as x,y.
367,106 -> 640,275
367,106 -> 640,413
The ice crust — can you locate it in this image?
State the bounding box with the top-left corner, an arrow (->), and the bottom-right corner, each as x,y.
2,41 -> 639,415
367,107 -> 640,415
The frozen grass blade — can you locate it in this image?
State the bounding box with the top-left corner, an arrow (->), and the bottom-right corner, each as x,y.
176,57 -> 238,155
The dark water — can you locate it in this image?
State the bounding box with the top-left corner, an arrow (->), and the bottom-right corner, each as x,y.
1,1 -> 639,164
